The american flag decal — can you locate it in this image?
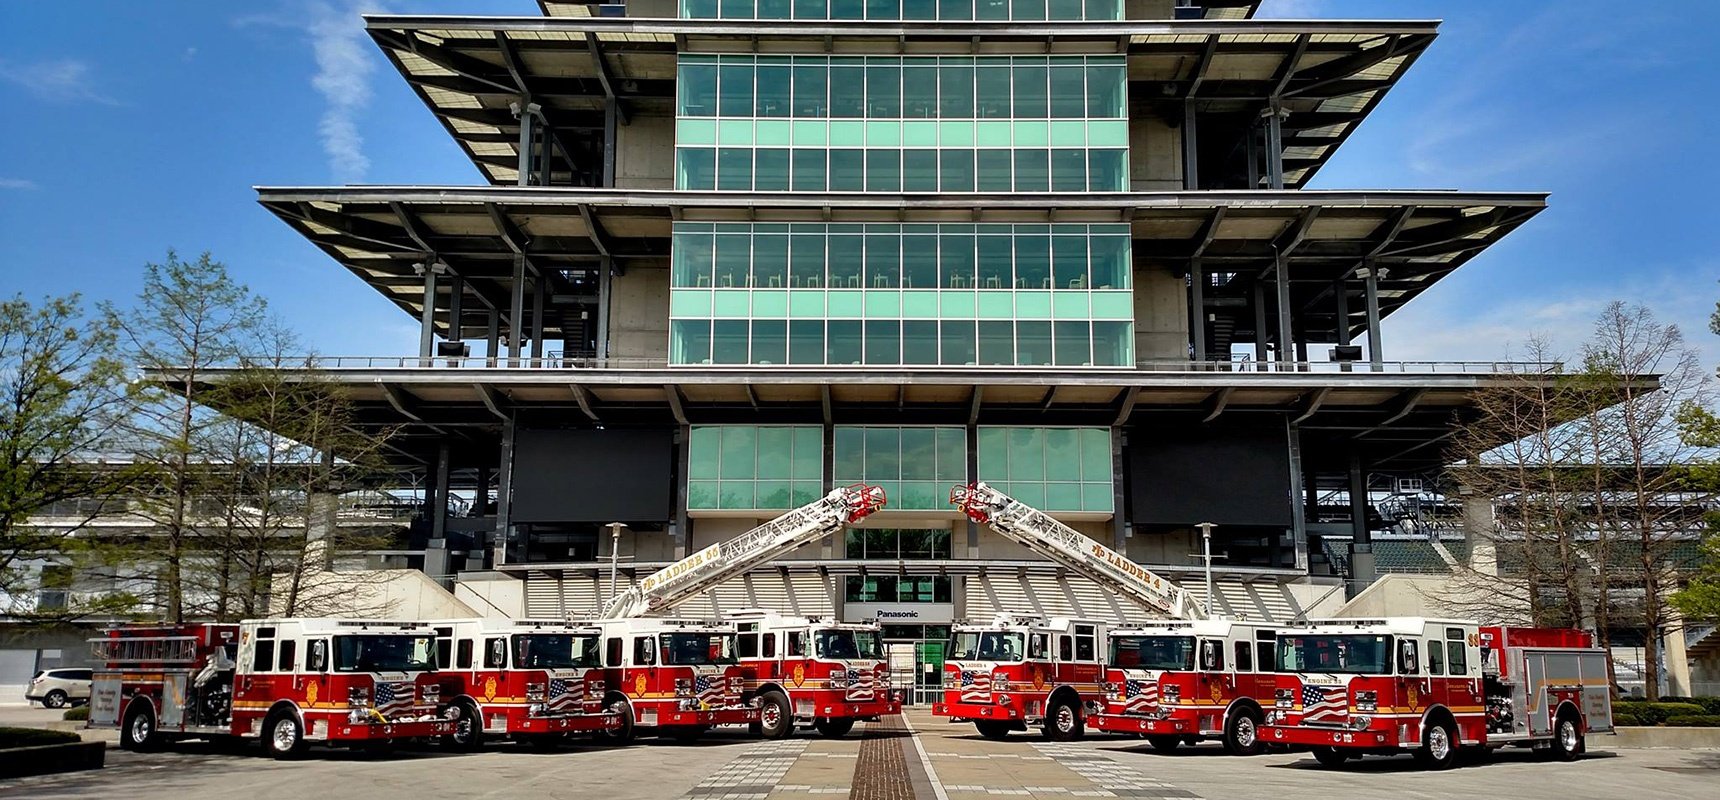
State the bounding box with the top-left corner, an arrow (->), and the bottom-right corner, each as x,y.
547,677 -> 583,711
1120,678 -> 1159,713
374,682 -> 413,717
1301,685 -> 1348,724
846,667 -> 876,701
959,669 -> 991,703
695,673 -> 725,707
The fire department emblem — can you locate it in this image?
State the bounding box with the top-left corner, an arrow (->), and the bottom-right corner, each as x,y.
1209,681 -> 1224,704
305,682 -> 318,706
483,677 -> 497,702
1406,683 -> 1419,708
791,663 -> 806,688
1031,668 -> 1046,691
634,673 -> 648,696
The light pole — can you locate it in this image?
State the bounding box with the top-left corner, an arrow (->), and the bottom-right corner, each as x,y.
606,522 -> 628,608
1194,522 -> 1217,616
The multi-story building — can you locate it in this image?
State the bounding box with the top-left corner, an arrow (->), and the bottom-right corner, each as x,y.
216,1 -> 1557,699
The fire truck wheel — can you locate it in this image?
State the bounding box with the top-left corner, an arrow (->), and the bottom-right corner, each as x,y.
1223,707 -> 1266,756
975,720 -> 1012,740
1414,719 -> 1460,770
1310,746 -> 1349,767
120,702 -> 160,752
443,700 -> 484,752
264,710 -> 307,760
1042,697 -> 1083,742
42,690 -> 69,709
600,696 -> 635,743
758,690 -> 794,739
814,718 -> 854,738
1549,710 -> 1582,762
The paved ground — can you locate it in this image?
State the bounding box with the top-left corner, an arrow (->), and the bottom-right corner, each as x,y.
1,708 -> 1716,800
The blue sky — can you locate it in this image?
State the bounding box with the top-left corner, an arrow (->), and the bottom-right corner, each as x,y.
1,0 -> 1717,366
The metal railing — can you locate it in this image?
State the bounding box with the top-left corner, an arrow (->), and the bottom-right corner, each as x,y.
216,355 -> 1563,375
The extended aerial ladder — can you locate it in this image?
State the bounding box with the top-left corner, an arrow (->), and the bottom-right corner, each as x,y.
600,484 -> 887,619
951,482 -> 1204,620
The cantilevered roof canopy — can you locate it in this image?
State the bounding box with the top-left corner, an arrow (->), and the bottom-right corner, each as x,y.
255,186 -> 1544,345
366,15 -> 1434,188
536,1 -> 1263,18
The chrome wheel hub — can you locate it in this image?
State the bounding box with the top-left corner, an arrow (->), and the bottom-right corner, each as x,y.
763,704 -> 782,728
273,718 -> 298,751
1560,720 -> 1578,751
131,714 -> 151,742
1056,706 -> 1075,732
1237,718 -> 1256,747
1428,727 -> 1450,760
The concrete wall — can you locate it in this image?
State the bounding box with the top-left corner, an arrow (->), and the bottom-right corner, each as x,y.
1126,529 -> 1199,567
627,0 -> 677,16
1133,263 -> 1188,361
609,266 -> 670,361
1125,0 -> 1177,20
616,115 -> 676,189
1129,114 -> 1183,190
453,571 -> 526,618
268,567 -> 479,619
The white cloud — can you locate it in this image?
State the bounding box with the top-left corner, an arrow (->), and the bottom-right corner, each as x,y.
0,177 -> 37,190
0,58 -> 121,106
307,1 -> 388,182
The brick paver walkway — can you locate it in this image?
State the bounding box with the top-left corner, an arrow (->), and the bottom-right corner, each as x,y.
851,716 -> 917,800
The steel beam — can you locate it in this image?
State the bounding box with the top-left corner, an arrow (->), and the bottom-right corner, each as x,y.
509,255 -> 527,361
1202,387 -> 1234,422
1363,264 -> 1384,365
663,384 -> 688,425
569,384 -> 601,422
1274,255 -> 1293,363
417,263 -> 439,359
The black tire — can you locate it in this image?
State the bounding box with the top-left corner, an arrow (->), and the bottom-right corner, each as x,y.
43,690 -> 69,709
758,690 -> 795,739
1224,706 -> 1265,756
600,696 -> 635,744
814,718 -> 855,738
1414,719 -> 1460,770
442,700 -> 484,752
1042,697 -> 1083,742
1310,746 -> 1349,767
263,710 -> 306,760
1549,710 -> 1582,762
975,720 -> 1013,740
1146,734 -> 1182,752
120,702 -> 159,752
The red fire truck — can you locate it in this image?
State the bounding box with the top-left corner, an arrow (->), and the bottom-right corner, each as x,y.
1263,617 -> 1614,769
589,616 -> 758,741
727,609 -> 902,738
935,613 -> 1109,740
1090,619 -> 1281,754
428,618 -> 619,749
590,484 -> 887,741
933,484 -> 1205,740
89,619 -> 454,758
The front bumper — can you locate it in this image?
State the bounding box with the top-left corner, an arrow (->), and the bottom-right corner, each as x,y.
325,718 -> 457,741
1090,712 -> 1193,735
1262,723 -> 1396,749
653,707 -> 761,728
933,700 -> 1023,722
809,698 -> 901,719
514,712 -> 622,734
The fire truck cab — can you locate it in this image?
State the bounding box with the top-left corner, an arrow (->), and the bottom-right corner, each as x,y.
90,619 -> 453,759
1090,619 -> 1281,754
590,617 -> 760,742
726,609 -> 901,739
934,614 -> 1108,741
427,618 -> 620,749
1263,617 -> 1613,769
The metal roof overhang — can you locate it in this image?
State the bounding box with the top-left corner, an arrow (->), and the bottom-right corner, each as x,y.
255,186 -> 1546,345
537,2 -> 1264,19
365,15 -> 1435,187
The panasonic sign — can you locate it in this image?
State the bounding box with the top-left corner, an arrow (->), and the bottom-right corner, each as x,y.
845,602 -> 954,624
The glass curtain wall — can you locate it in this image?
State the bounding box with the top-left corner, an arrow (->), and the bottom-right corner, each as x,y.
676,55 -> 1128,193
682,0 -> 1124,22
669,222 -> 1134,367
833,426 -> 967,510
977,426 -> 1113,512
688,425 -> 825,511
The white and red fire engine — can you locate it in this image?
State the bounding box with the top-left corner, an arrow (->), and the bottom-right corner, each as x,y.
1090,619 -> 1281,754
934,483 -> 1202,740
1263,618 -> 1614,769
591,484 -> 888,741
89,619 -> 454,758
727,609 -> 901,738
427,618 -> 619,749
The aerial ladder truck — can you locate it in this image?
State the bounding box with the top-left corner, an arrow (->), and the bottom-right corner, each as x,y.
935,482 -> 1205,740
589,483 -> 887,741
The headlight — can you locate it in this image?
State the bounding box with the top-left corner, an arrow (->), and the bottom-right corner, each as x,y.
991,674 -> 1011,692
348,686 -> 370,708
1355,690 -> 1377,712
589,680 -> 606,694
526,682 -> 547,702
421,684 -> 441,703
1350,716 -> 1372,730
830,669 -> 848,687
1162,684 -> 1180,703
728,676 -> 743,693
996,693 -> 1011,706
943,671 -> 958,689
1102,681 -> 1118,694
1275,688 -> 1293,709
675,678 -> 693,698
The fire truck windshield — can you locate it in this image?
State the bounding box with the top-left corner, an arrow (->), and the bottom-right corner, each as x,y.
661,633 -> 736,666
814,629 -> 881,660
1108,635 -> 1195,670
334,634 -> 436,673
512,634 -> 603,669
949,631 -> 1026,663
1277,634 -> 1394,675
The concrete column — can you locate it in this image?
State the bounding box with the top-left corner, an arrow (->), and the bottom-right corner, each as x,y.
509,256 -> 527,362
305,491 -> 337,571
1460,488 -> 1498,577
1666,606 -> 1694,697
530,278 -> 546,361
1189,260 -> 1206,362
1274,256 -> 1294,364
1347,452 -> 1376,598
676,425 -> 692,560
1363,265 -> 1384,367
1286,424 -> 1309,571
515,104 -> 535,187
596,256 -> 614,363
966,422 -> 981,559
820,422 -> 835,560
1264,106 -> 1285,190
447,275 -> 464,344
1181,102 -> 1199,190
417,262 -> 440,360
1110,427 -> 1127,551
1334,281 -> 1351,347
1252,280 -> 1269,364
486,311 -> 500,363
603,99 -> 619,188
494,416 -> 516,566
424,443 -> 452,581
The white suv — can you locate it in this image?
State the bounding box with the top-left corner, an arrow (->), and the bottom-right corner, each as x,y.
26,668 -> 92,708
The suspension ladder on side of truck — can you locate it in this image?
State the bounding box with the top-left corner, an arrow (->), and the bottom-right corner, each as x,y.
951,481 -> 1203,620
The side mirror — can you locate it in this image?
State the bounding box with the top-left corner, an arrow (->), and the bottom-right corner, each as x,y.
1398,640 -> 1419,674
1199,640 -> 1223,671
308,640 -> 327,672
